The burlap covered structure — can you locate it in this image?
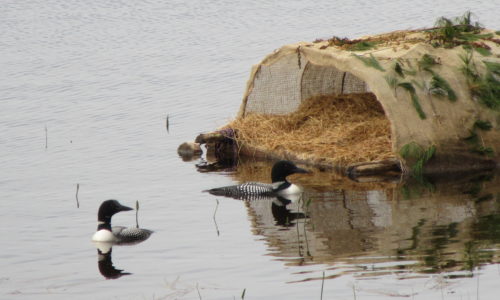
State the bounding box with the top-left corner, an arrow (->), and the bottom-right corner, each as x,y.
236,30 -> 500,168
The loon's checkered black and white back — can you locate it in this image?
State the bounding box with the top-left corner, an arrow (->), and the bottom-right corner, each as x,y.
206,182 -> 275,200
112,226 -> 154,244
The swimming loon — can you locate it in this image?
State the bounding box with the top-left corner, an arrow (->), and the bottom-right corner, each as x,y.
91,199 -> 153,244
205,160 -> 310,199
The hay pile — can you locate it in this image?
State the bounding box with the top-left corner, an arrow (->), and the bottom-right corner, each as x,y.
227,93 -> 394,166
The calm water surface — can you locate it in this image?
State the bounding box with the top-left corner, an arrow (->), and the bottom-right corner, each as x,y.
1,1 -> 500,299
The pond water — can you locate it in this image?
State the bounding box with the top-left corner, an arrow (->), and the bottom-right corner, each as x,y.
1,1 -> 499,299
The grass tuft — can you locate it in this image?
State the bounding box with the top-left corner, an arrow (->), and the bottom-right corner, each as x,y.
430,74 -> 457,101
353,54 -> 385,71
399,142 -> 436,177
394,62 -> 405,78
398,82 -> 426,119
418,54 -> 439,71
474,120 -> 492,131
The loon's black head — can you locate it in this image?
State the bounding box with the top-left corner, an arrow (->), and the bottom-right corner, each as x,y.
271,160 -> 310,182
97,199 -> 133,224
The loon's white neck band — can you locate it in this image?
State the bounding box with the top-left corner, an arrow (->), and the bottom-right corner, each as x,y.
272,181 -> 285,189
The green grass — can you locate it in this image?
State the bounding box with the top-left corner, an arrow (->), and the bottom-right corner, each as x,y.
353,54 -> 385,71
474,120 -> 493,131
469,61 -> 500,110
418,54 -> 439,71
430,74 -> 457,101
394,62 -> 404,77
460,32 -> 493,42
349,40 -> 379,51
398,82 -> 426,119
384,75 -> 399,90
474,46 -> 492,56
464,119 -> 495,156
429,11 -> 484,48
399,142 -> 436,177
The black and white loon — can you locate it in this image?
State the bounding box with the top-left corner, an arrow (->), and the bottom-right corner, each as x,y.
92,199 -> 153,244
205,160 -> 310,199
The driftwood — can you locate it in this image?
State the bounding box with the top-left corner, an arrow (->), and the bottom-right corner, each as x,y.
195,132 -> 228,144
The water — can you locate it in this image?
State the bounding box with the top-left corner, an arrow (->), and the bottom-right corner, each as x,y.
1,0 -> 499,299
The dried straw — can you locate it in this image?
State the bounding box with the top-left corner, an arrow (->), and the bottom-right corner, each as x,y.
226,93 -> 394,167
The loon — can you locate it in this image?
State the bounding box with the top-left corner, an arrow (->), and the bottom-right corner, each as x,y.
91,199 -> 153,244
205,160 -> 310,199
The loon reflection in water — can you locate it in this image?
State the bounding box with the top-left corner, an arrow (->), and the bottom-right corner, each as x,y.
272,196 -> 308,227
95,242 -> 131,280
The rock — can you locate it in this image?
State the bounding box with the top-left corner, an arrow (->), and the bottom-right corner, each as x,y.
177,142 -> 202,160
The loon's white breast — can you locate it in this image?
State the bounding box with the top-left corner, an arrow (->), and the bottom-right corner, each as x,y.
92,227 -> 153,244
273,181 -> 303,196
92,229 -> 117,243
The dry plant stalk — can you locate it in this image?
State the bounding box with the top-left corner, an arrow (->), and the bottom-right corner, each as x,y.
227,93 -> 394,166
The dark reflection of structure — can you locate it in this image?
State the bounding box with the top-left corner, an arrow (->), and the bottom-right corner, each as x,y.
206,159 -> 500,279
198,158 -> 500,279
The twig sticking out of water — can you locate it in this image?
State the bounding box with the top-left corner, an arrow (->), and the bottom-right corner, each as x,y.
353,282 -> 357,300
241,288 -> 246,300
136,200 -> 140,228
45,125 -> 48,149
196,282 -> 202,300
476,268 -> 480,300
320,271 -> 325,300
213,199 -> 220,236
75,183 -> 80,208
166,114 -> 170,133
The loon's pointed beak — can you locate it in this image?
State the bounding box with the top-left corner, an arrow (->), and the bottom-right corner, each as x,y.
119,204 -> 133,212
293,167 -> 311,174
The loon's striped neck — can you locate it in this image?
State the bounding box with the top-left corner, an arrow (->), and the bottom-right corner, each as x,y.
97,220 -> 112,231
272,181 -> 291,192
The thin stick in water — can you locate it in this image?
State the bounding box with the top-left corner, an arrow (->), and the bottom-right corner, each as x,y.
166,114 -> 170,133
75,183 -> 80,208
320,271 -> 325,300
213,199 -> 220,236
241,288 -> 246,300
476,268 -> 480,300
135,200 -> 139,228
196,282 -> 202,300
